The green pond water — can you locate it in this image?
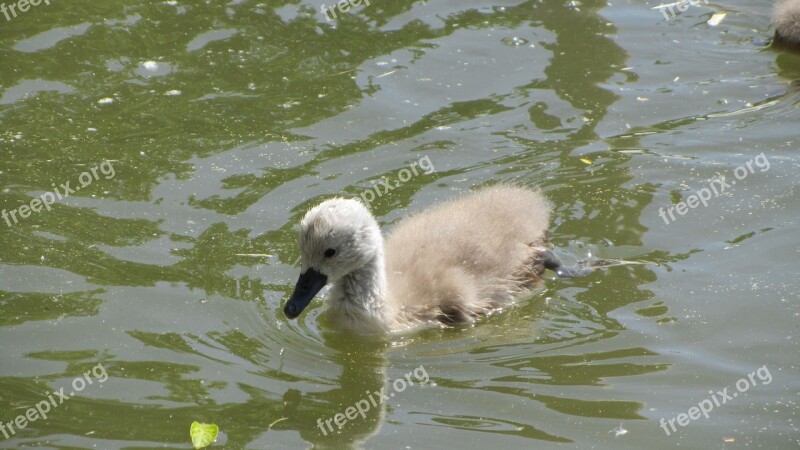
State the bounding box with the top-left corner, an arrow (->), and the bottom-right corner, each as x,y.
1,0 -> 798,448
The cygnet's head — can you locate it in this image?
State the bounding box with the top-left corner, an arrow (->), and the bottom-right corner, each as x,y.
284,198 -> 383,319
773,0 -> 800,50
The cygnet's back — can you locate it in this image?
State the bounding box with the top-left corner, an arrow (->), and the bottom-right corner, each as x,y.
384,185 -> 550,326
774,0 -> 800,49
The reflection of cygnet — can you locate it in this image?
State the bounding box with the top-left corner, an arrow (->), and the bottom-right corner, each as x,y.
773,0 -> 800,49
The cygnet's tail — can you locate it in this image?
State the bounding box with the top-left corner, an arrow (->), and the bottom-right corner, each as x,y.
541,249 -> 646,279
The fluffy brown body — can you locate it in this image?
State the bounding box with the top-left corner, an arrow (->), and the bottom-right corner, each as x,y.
383,185 -> 551,328
774,0 -> 800,49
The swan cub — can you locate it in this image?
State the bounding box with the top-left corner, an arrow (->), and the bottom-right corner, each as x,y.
284,185 -> 592,334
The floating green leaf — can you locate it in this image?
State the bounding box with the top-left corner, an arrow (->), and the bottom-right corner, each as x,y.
190,421 -> 219,449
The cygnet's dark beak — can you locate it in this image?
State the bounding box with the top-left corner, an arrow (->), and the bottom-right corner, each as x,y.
284,268 -> 328,319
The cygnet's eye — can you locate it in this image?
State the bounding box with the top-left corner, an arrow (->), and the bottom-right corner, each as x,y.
324,248 -> 337,258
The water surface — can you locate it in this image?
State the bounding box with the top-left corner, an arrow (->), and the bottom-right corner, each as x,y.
1,0 -> 798,448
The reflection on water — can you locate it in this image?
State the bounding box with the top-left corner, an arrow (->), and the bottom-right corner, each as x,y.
1,0 -> 799,448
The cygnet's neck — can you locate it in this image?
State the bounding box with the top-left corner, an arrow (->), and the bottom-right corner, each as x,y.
327,248 -> 392,333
